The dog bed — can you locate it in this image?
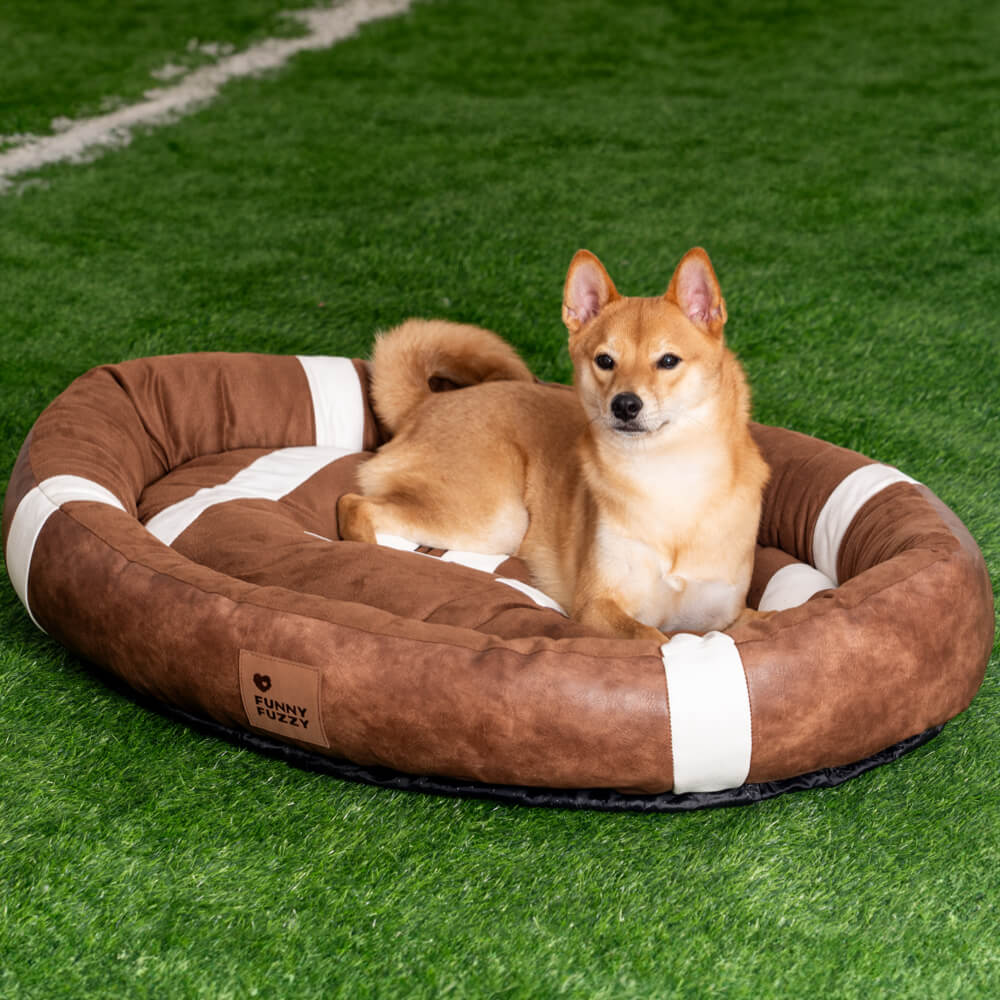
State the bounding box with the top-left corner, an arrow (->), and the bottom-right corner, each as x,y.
3,352 -> 993,810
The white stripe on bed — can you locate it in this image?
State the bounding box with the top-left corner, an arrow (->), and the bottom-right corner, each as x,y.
442,550 -> 508,573
6,475 -> 126,631
661,631 -> 752,794
759,561 -> 836,612
372,534 -> 567,613
374,534 -> 509,572
373,532 -> 422,552
145,445 -> 354,546
812,463 -> 917,584
495,577 -> 568,615
296,356 -> 366,450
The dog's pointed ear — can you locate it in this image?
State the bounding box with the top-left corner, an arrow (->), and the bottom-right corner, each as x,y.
665,247 -> 727,336
563,250 -> 620,334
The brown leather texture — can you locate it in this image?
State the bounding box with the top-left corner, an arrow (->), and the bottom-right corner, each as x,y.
28,500 -> 672,792
3,353 -> 993,793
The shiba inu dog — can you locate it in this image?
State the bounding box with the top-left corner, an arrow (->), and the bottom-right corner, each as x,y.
338,247 -> 768,640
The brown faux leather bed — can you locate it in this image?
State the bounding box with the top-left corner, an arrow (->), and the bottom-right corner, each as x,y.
3,353 -> 992,810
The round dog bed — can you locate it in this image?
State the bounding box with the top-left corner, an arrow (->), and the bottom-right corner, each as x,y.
3,352 -> 993,810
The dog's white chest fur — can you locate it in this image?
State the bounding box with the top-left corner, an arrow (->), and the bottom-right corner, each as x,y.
594,439 -> 743,632
596,527 -> 741,631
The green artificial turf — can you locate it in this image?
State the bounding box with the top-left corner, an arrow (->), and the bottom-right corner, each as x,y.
1,0 -> 998,996
0,0 -> 307,140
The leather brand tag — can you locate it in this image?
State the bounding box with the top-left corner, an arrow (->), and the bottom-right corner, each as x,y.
239,650 -> 329,749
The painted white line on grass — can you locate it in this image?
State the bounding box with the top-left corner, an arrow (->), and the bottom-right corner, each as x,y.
0,0 -> 413,194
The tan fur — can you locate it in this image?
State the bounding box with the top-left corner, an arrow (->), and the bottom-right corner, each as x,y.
338,248 -> 769,640
369,319 -> 534,434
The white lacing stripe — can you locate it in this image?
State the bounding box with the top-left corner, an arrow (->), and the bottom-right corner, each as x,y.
812,464 -> 917,583
6,475 -> 126,631
296,355 -> 366,450
759,561 -> 836,612
495,577 -> 567,615
373,533 -> 566,613
145,445 -> 354,545
662,631 -> 752,793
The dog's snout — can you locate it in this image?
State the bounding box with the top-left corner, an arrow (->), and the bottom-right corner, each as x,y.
611,392 -> 643,422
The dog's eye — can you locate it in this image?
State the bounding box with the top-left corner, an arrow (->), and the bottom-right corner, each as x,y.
657,353 -> 681,370
594,353 -> 615,371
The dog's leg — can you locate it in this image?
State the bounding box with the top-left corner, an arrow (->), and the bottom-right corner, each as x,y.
337,492 -> 432,544
337,493 -> 380,543
729,607 -> 777,630
574,595 -> 667,643
338,490 -> 489,551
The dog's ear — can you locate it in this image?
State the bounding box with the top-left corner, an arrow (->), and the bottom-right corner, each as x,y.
563,250 -> 620,334
665,248 -> 727,336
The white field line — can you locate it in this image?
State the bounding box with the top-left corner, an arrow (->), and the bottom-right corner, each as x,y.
0,0 -> 413,194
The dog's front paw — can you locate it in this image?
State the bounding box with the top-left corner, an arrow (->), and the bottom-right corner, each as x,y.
631,622 -> 670,643
728,606 -> 777,630
574,595 -> 668,643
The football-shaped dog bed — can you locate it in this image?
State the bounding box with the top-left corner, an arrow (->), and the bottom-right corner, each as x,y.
3,353 -> 993,810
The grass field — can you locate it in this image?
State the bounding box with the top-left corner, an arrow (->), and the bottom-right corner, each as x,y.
1,0 -> 998,996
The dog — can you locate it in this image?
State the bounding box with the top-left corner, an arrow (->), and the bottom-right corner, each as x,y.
338,247 -> 768,640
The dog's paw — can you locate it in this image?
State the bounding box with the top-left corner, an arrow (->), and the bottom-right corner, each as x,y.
728,606 -> 777,630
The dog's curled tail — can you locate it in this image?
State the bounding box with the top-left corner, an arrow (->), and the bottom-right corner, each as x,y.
370,319 -> 535,434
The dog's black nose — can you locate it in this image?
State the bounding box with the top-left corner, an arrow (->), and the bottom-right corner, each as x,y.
611,392 -> 643,422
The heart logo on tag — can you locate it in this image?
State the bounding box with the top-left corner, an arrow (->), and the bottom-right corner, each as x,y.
253,673 -> 272,692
